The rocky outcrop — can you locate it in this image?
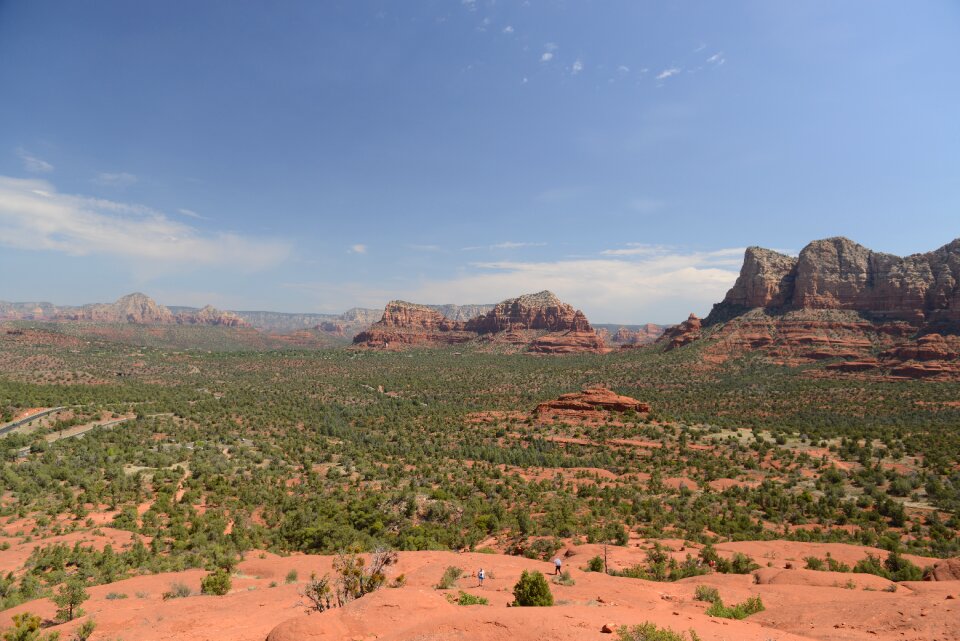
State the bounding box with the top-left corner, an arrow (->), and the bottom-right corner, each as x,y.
924,557 -> 960,581
718,247 -> 798,312
529,330 -> 605,354
465,291 -> 592,334
534,387 -> 650,422
662,314 -> 702,349
707,237 -> 960,326
175,305 -> 249,327
352,301 -> 474,347
605,324 -> 665,346
54,293 -> 175,324
354,292 -> 605,353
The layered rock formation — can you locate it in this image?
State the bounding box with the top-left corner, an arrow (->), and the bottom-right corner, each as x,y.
175,305 -> 249,328
678,237 -> 960,378
707,237 -> 960,325
661,314 -> 702,349
465,291 -> 591,334
353,291 -> 605,353
534,386 -> 650,423
352,301 -> 474,347
54,293 -> 175,324
608,323 -> 666,346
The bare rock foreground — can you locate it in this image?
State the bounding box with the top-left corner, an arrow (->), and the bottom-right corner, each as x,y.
2,543 -> 957,641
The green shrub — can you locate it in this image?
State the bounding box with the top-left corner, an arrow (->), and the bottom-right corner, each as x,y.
447,590 -> 489,605
200,569 -> 232,596
285,569 -> 299,584
616,622 -> 702,641
436,566 -> 463,590
162,582 -> 192,600
512,570 -> 553,606
105,592 -> 128,600
693,585 -> 719,602
804,556 -> 825,571
586,555 -> 605,572
706,595 -> 765,619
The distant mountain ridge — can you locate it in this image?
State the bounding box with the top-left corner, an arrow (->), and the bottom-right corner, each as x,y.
1,294 -> 497,338
2,293 -> 246,327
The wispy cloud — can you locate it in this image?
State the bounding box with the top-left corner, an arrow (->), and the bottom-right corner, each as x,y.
408,244 -> 443,252
349,244 -> 367,254
706,52 -> 726,65
0,175 -> 290,271
462,241 -> 547,251
617,65 -> 630,74
16,148 -> 53,173
461,0 -> 476,10
656,67 -> 681,81
540,52 -> 554,63
177,208 -> 209,220
502,25 -> 514,34
571,59 -> 584,75
94,172 -> 138,187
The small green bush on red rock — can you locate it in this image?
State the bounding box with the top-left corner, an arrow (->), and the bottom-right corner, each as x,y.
200,569 -> 232,596
512,570 -> 553,606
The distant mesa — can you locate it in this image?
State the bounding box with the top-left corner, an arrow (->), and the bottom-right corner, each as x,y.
353,290 -> 606,354
606,323 -> 666,347
666,236 -> 960,379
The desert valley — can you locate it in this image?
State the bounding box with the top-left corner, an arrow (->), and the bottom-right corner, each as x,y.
0,237 -> 958,640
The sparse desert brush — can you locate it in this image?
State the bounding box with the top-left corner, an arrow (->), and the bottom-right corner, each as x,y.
552,570 -> 575,586
616,622 -> 702,641
446,590 -> 489,606
705,595 -> 765,619
693,585 -> 719,602
436,566 -> 462,590
162,582 -> 192,600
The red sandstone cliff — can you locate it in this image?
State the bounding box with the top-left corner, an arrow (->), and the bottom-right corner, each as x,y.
679,237 -> 960,379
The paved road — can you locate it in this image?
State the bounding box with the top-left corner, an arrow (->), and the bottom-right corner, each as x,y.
46,416 -> 134,443
0,407 -> 65,436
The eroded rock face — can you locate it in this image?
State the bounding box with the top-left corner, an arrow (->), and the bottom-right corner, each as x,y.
722,247 -> 798,310
354,292 -> 605,353
611,324 -> 665,346
465,291 -> 592,334
686,238 -> 960,379
352,301 -> 473,347
529,330 -> 605,354
176,305 -> 249,327
662,314 -> 702,349
54,293 -> 175,324
534,387 -> 650,422
708,237 -> 960,325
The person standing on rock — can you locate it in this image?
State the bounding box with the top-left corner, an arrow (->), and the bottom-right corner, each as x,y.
478,567 -> 485,587
553,556 -> 562,575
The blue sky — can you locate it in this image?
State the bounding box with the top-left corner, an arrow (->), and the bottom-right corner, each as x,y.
1,1 -> 958,323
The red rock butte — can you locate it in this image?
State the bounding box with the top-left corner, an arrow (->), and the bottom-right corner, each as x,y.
354,291 -> 605,353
